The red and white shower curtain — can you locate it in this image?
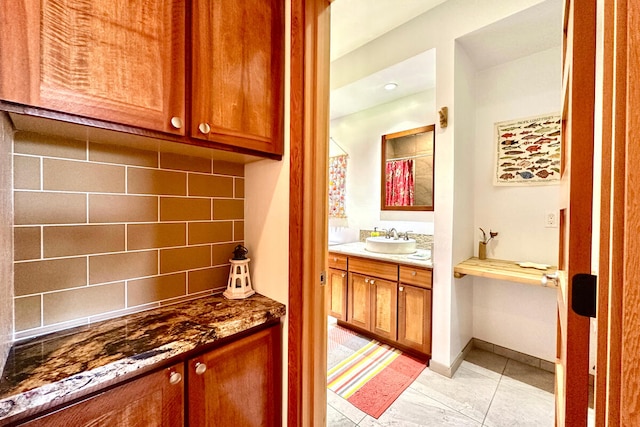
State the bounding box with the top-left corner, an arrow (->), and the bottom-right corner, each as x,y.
385,159 -> 414,206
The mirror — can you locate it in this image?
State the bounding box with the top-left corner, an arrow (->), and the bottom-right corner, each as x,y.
381,125 -> 435,211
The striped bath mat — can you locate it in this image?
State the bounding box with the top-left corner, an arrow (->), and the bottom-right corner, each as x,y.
327,325 -> 427,418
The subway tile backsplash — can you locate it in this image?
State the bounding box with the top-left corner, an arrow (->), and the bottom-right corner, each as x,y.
13,131 -> 245,338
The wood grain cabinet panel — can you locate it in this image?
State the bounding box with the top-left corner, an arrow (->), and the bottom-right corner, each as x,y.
347,273 -> 371,330
328,253 -> 348,270
191,0 -> 284,156
188,324 -> 282,427
399,266 -> 432,289
349,257 -> 398,282
327,267 -> 348,320
398,284 -> 432,354
0,0 -> 186,135
20,363 -> 185,426
371,278 -> 398,341
346,273 -> 397,341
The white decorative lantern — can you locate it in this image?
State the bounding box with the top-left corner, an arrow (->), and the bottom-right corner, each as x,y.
224,258 -> 255,299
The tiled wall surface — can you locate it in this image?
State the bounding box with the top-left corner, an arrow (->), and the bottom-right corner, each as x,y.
0,113 -> 14,373
13,132 -> 245,337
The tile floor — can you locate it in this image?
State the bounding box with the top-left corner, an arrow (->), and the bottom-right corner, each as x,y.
327,345 -> 559,426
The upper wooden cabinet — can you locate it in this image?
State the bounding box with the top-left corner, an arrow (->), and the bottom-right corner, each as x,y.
0,0 -> 285,157
0,0 -> 186,135
191,0 -> 284,155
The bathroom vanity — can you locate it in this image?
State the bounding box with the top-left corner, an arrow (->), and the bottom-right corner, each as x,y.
328,243 -> 433,359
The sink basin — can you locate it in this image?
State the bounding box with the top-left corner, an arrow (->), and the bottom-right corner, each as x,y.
365,236 -> 417,254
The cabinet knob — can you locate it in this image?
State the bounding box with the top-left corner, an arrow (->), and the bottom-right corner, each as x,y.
370,279 -> 375,285
169,371 -> 182,385
198,122 -> 211,134
399,286 -> 404,292
341,273 -> 346,278
195,362 -> 207,375
365,278 -> 369,284
333,257 -> 338,262
170,116 -> 183,129
411,271 -> 417,276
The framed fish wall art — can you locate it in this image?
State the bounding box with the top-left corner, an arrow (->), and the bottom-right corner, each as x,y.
493,113 -> 561,185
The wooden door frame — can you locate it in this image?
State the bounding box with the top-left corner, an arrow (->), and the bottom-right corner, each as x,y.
597,0 -> 640,424
621,0 -> 640,422
288,0 -> 330,426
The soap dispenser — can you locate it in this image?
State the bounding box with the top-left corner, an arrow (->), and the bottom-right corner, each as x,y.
371,227 -> 379,237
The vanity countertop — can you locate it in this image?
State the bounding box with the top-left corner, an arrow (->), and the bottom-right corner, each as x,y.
0,293 -> 286,424
329,242 -> 433,268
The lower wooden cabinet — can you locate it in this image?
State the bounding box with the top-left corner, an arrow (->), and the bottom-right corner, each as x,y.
347,272 -> 398,341
327,267 -> 348,320
188,324 -> 281,427
333,252 -> 432,358
20,363 -> 185,426
16,323 -> 281,426
398,284 -> 432,354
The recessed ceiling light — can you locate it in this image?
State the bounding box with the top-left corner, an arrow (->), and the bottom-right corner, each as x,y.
384,82 -> 398,91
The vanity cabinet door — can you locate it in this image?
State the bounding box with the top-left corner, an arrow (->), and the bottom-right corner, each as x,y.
398,285 -> 432,354
0,0 -> 186,135
188,324 -> 282,427
327,267 -> 348,320
370,278 -> 398,340
19,364 -> 185,426
191,0 -> 284,156
347,273 -> 372,331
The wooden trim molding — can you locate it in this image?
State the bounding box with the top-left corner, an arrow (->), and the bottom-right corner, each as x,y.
595,0 -> 614,424
622,0 -> 640,423
288,0 -> 330,425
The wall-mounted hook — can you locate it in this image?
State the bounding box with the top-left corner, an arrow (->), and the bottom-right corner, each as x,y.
438,106 -> 448,128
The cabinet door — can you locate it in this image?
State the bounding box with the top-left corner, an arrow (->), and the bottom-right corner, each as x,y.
370,278 -> 398,340
188,324 -> 282,427
191,0 -> 284,155
398,284 -> 432,354
0,0 -> 185,135
20,364 -> 184,426
347,273 -> 371,331
327,268 -> 348,320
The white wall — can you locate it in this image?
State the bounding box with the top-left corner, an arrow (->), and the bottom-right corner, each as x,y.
0,113 -> 14,375
471,47 -> 561,362
331,0 -> 549,370
329,89 -> 437,243
244,0 -> 291,420
450,43 -> 477,362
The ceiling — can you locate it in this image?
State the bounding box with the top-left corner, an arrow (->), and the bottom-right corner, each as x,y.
329,0 -> 562,121
330,0 -> 447,62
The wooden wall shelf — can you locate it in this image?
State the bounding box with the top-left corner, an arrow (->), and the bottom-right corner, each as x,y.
453,257 -> 557,288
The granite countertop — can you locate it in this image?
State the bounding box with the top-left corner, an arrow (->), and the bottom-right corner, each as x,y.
329,242 -> 433,268
0,293 -> 286,424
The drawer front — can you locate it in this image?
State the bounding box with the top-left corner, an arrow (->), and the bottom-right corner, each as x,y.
349,257 -> 398,282
399,265 -> 432,289
328,253 -> 348,270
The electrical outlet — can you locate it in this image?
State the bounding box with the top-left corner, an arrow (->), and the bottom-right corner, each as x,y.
545,211 -> 558,228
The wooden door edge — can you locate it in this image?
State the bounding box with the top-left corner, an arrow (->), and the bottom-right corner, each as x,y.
288,0 -> 331,426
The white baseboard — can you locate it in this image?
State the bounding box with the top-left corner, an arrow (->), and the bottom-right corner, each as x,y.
429,339 -> 473,378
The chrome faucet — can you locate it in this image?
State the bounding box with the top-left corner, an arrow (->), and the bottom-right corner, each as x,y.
402,230 -> 413,240
387,228 -> 399,240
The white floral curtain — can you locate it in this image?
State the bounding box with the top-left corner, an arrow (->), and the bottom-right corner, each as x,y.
329,155 -> 348,218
